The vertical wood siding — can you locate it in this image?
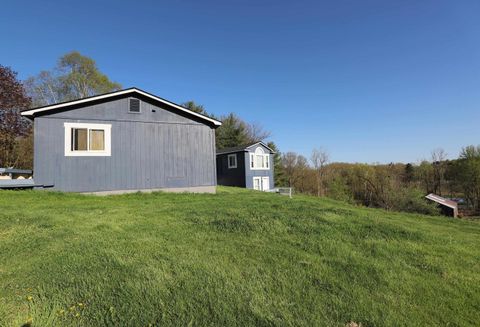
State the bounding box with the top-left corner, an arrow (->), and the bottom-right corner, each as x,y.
216,152 -> 246,187
216,143 -> 275,189
244,152 -> 274,189
33,97 -> 216,192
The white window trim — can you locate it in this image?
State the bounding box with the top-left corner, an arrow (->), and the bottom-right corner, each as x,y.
227,154 -> 237,169
250,147 -> 270,170
64,122 -> 111,157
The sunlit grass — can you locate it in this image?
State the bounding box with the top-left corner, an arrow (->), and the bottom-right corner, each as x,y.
0,187 -> 479,326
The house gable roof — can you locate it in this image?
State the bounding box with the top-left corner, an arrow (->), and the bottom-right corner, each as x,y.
216,141 -> 275,155
20,87 -> 222,127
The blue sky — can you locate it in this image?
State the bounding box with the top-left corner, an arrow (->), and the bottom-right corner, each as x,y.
1,0 -> 479,163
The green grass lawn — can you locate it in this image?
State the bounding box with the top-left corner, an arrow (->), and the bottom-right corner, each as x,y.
0,187 -> 479,326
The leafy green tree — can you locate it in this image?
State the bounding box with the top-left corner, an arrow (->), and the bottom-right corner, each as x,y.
25,51 -> 121,106
327,175 -> 354,204
416,161 -> 435,194
58,51 -> 122,99
455,145 -> 480,210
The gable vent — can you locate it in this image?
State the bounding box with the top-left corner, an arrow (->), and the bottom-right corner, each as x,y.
129,98 -> 141,113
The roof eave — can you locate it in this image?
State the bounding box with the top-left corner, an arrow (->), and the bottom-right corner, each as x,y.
216,141 -> 276,155
245,141 -> 276,153
20,87 -> 222,127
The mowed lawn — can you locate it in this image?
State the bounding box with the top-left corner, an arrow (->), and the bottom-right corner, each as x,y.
0,187 -> 479,326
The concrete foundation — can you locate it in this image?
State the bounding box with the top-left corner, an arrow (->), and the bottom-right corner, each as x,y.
81,185 -> 217,195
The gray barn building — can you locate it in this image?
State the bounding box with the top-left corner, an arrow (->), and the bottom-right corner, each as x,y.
21,88 -> 222,194
216,142 -> 275,190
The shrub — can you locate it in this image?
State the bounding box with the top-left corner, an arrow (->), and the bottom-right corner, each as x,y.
327,176 -> 354,204
392,187 -> 440,215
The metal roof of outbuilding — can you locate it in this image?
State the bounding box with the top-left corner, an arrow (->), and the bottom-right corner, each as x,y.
425,193 -> 458,210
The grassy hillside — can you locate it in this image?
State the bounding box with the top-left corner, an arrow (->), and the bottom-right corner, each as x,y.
0,187 -> 479,326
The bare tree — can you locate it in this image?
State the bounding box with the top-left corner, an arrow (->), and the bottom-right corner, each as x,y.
431,148 -> 447,195
311,148 -> 329,196
24,71 -> 61,107
281,152 -> 309,190
282,152 -> 298,187
246,122 -> 271,143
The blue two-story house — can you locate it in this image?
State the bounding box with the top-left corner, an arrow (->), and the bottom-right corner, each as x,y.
216,142 -> 275,190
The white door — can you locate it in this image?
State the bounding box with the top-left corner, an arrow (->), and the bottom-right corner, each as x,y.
253,177 -> 261,190
262,177 -> 270,191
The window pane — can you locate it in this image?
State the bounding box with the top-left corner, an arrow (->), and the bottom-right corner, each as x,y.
89,129 -> 105,151
256,154 -> 264,168
72,128 -> 88,151
265,155 -> 269,168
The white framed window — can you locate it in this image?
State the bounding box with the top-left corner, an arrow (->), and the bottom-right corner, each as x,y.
227,154 -> 237,169
64,122 -> 111,156
250,147 -> 270,170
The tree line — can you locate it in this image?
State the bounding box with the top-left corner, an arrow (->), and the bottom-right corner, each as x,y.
274,147 -> 480,215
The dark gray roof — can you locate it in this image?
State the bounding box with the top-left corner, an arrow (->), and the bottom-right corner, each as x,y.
216,141 -> 275,155
216,144 -> 253,155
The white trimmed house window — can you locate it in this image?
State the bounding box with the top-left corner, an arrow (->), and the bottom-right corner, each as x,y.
64,122 -> 111,156
228,154 -> 237,169
250,147 -> 270,170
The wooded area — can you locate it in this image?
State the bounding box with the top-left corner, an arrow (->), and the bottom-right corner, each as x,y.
274,147 -> 480,216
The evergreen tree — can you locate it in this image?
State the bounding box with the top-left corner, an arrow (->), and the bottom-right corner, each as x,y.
267,141 -> 286,187
215,113 -> 249,149
404,163 -> 414,184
